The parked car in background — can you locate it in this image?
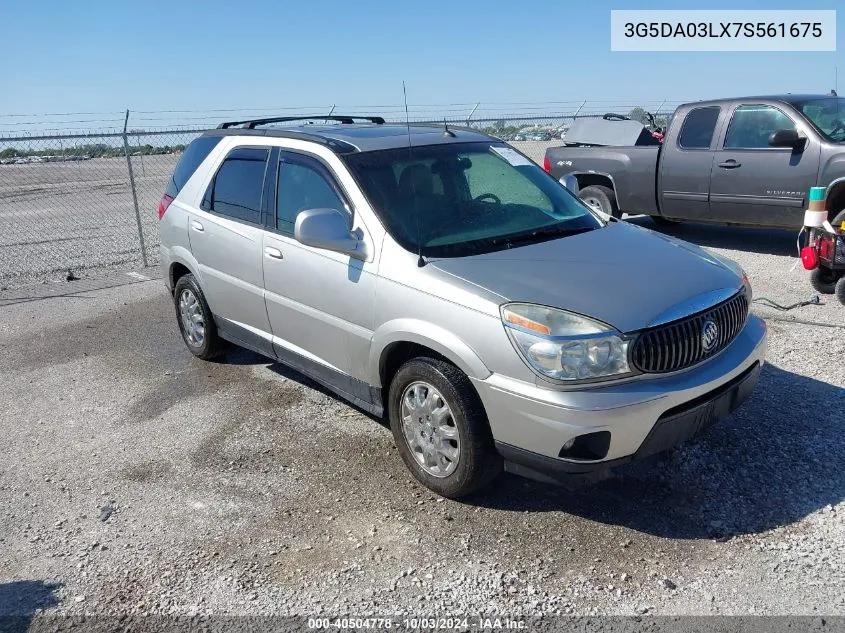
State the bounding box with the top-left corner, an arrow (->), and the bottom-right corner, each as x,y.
544,95 -> 845,227
158,115 -> 766,498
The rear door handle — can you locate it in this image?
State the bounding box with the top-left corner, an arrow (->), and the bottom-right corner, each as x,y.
190,220 -> 204,232
264,246 -> 284,260
718,160 -> 741,169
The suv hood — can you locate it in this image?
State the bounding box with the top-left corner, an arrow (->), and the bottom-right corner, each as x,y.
429,223 -> 743,333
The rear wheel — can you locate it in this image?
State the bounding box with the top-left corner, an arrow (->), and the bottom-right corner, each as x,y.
173,274 -> 227,360
579,185 -> 621,220
810,268 -> 839,295
388,357 -> 502,498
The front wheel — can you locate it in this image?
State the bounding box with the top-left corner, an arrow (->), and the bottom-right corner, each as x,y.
388,357 -> 502,498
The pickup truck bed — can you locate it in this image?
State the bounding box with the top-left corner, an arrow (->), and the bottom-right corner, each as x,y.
546,145 -> 660,217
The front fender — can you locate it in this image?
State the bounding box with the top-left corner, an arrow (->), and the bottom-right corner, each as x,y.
368,318 -> 492,386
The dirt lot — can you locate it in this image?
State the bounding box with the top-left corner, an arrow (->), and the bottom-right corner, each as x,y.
1,217 -> 843,621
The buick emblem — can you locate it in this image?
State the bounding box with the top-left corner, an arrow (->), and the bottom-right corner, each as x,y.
701,319 -> 719,353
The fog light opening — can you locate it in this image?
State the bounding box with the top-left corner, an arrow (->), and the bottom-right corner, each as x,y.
558,431 -> 611,461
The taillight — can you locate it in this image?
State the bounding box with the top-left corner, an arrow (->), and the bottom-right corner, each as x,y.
543,155 -> 551,173
818,236 -> 834,260
801,245 -> 818,270
158,193 -> 174,220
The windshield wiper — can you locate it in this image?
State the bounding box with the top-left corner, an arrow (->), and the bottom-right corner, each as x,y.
493,225 -> 593,248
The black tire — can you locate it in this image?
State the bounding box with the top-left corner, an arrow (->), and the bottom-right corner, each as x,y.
836,276 -> 845,306
173,273 -> 227,360
831,209 -> 845,229
387,357 -> 502,498
579,185 -> 621,220
810,267 -> 839,295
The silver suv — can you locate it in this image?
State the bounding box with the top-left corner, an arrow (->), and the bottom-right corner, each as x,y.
159,115 -> 767,498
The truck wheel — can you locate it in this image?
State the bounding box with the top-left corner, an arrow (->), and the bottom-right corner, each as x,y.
810,268 -> 839,295
579,185 -> 621,220
388,357 -> 502,498
836,277 -> 845,306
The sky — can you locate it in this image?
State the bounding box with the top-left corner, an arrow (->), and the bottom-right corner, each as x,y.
0,0 -> 843,131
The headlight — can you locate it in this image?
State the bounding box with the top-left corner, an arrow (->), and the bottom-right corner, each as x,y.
501,303 -> 633,382
740,273 -> 752,300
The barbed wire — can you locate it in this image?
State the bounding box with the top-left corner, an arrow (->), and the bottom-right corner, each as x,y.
0,100 -> 687,135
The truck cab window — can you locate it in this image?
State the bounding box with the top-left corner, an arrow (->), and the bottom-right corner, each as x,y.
725,105 -> 795,149
678,107 -> 720,149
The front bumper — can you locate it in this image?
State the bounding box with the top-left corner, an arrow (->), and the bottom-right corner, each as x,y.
470,314 -> 767,482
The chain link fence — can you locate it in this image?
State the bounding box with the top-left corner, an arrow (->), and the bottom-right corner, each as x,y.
0,104 -> 676,287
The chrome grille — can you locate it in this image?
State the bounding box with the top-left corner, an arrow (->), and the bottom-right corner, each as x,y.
631,292 -> 749,374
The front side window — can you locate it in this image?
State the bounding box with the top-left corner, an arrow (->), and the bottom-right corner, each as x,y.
343,142 -> 601,258
790,96 -> 845,142
724,105 -> 795,149
276,155 -> 347,234
205,147 -> 269,224
678,107 -> 720,149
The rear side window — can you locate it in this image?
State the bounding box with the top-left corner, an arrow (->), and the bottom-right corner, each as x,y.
204,147 -> 269,224
276,155 -> 347,234
166,136 -> 221,197
678,107 -> 720,149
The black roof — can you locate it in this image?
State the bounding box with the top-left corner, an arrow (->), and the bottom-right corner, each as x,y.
203,120 -> 493,154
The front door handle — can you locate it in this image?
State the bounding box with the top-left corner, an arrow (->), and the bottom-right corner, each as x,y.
190,220 -> 204,232
264,246 -> 284,260
718,160 -> 742,169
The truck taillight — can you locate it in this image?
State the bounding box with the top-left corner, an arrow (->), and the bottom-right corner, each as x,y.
543,156 -> 551,173
818,235 -> 834,260
158,193 -> 174,220
801,245 -> 818,270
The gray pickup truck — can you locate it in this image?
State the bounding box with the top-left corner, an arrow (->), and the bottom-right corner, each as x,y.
544,94 -> 845,228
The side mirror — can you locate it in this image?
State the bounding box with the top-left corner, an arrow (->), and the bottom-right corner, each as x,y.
559,174 -> 579,195
768,128 -> 805,150
294,208 -> 367,260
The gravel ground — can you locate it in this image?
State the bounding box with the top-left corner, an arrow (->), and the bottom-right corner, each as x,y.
0,220 -> 843,622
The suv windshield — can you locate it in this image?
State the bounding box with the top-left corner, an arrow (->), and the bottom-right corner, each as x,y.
343,142 -> 601,258
792,96 -> 845,142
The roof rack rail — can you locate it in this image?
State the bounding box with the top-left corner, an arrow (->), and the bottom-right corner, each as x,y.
217,115 -> 386,129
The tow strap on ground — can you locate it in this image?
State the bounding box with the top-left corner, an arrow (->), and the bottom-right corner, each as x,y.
752,295 -> 821,311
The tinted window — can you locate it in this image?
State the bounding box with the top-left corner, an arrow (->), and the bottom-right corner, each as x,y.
166,136 -> 221,197
276,156 -> 346,234
207,148 -> 269,224
678,107 -> 720,149
725,105 -> 795,149
343,142 -> 601,258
